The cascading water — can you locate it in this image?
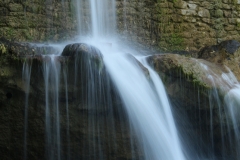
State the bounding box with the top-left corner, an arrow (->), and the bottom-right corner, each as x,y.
21,0 -> 187,159
102,52 -> 186,159
72,0 -> 186,158
189,61 -> 240,159
21,0 -> 240,160
76,0 -> 116,38
43,56 -> 62,160
22,60 -> 32,160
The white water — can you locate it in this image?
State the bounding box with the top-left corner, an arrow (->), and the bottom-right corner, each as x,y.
43,56 -> 62,160
76,0 -> 116,38
93,45 -> 186,159
22,60 -> 32,160
73,0 -> 186,159
20,0 -> 240,159
196,61 -> 240,159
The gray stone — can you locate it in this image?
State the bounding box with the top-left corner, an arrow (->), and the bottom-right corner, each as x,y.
173,0 -> 188,9
187,3 -> 198,10
198,8 -> 210,18
180,9 -> 197,16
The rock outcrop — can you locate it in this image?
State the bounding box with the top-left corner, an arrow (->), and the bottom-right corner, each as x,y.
147,40 -> 240,158
0,40 -> 143,160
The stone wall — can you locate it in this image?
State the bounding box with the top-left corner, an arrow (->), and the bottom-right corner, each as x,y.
0,0 -> 77,42
117,0 -> 240,51
1,0 -> 240,50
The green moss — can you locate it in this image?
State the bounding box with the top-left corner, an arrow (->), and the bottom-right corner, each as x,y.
0,44 -> 7,54
159,33 -> 184,51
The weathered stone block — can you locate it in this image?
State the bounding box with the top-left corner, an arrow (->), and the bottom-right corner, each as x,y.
156,2 -> 169,8
0,7 -> 9,16
225,25 -> 235,31
202,18 -> 212,24
222,0 -> 229,3
222,3 -> 231,9
180,32 -> 192,38
212,9 -> 224,18
180,9 -> 197,16
9,3 -> 23,12
171,15 -> 183,22
183,16 -> 197,22
187,3 -> 198,10
224,10 -> 232,17
173,0 -> 187,9
228,18 -> 237,24
198,8 -> 210,18
216,30 -> 227,38
228,30 -> 239,35
201,1 -> 214,9
179,23 -> 196,31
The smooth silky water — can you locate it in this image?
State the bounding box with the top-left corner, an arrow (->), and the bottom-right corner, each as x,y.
22,0 -> 240,159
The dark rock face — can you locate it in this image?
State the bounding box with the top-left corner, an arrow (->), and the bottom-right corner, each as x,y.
0,41 -> 144,160
198,40 -> 240,64
147,42 -> 240,158
62,43 -> 102,57
197,39 -> 240,80
62,43 -> 104,70
219,40 -> 240,55
0,37 -> 60,58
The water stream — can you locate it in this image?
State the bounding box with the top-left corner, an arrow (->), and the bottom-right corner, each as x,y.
21,0 -> 240,159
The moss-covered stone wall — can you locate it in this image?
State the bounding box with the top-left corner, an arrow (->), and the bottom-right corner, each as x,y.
2,0 -> 240,50
117,0 -> 240,51
0,0 -> 77,42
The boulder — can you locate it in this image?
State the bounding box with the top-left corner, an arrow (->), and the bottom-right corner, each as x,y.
147,53 -> 227,89
62,43 -> 104,71
147,42 -> 240,157
198,40 -> 240,80
0,40 -> 143,160
198,40 -> 240,63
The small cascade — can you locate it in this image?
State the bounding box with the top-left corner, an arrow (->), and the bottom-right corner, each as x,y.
22,60 -> 32,160
42,55 -> 62,160
19,0 -> 240,159
195,61 -> 240,159
102,51 -> 186,160
75,0 -> 116,38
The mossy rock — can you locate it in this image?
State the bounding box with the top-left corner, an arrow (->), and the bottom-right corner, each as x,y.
147,53 -> 228,89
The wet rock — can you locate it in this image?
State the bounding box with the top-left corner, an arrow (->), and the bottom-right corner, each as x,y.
198,40 -> 240,63
147,52 -> 239,157
197,40 -> 240,80
62,43 -> 104,71
219,40 -> 240,55
0,37 -> 59,58
147,53 -> 227,89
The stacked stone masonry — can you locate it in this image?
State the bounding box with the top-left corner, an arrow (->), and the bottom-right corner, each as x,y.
0,0 -> 77,41
1,0 -> 240,51
116,0 -> 240,51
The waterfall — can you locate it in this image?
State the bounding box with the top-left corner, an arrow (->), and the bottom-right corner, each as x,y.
21,0 -> 186,159
20,0 -> 240,159
43,55 -> 62,160
104,53 -> 185,159
75,0 -> 116,38
193,61 -> 240,159
22,60 -> 32,160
